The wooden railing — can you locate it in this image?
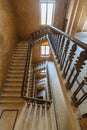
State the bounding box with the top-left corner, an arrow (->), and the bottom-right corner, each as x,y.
30,25 -> 87,107
21,36 -> 32,98
22,25 -> 87,108
48,26 -> 87,107
22,34 -> 52,105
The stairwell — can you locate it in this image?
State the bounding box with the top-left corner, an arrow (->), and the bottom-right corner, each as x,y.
0,41 -> 28,104
0,26 -> 87,130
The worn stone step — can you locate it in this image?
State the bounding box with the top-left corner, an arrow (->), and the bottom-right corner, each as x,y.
0,97 -> 24,103
12,54 -> 27,57
10,64 -> 25,67
3,86 -> 22,91
7,74 -> 23,78
15,46 -> 28,49
13,51 -> 27,54
1,91 -> 21,97
6,78 -> 23,82
9,66 -> 25,70
4,82 -> 22,87
14,49 -> 28,52
11,59 -> 26,63
12,56 -> 26,60
8,70 -> 24,74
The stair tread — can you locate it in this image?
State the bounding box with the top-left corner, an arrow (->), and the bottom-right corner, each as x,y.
3,88 -> 21,91
5,79 -> 22,82
4,83 -> 22,86
1,91 -> 21,97
0,97 -> 24,103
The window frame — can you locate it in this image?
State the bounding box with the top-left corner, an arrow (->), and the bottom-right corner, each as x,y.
40,45 -> 50,57
40,1 -> 55,25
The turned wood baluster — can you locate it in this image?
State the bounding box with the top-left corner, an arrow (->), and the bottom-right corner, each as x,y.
72,77 -> 87,104
65,51 -> 87,90
73,92 -> 87,107
57,34 -> 62,62
63,44 -> 77,78
56,33 -> 60,59
58,36 -> 65,63
60,39 -> 70,70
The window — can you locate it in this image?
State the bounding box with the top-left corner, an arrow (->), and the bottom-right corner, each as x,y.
41,45 -> 50,56
40,2 -> 55,25
41,69 -> 46,74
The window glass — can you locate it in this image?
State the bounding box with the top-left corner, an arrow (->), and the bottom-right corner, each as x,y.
41,3 -> 46,25
41,45 -> 50,56
41,2 -> 55,25
47,3 -> 54,25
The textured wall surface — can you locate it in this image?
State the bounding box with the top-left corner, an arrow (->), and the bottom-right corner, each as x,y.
54,0 -> 67,30
0,0 -> 17,89
10,0 -> 40,40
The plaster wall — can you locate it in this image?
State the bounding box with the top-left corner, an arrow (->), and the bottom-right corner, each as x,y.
10,0 -> 40,40
0,0 -> 17,89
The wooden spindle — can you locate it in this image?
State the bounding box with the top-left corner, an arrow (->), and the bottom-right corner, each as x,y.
65,51 -> 87,90
62,44 -> 77,78
60,39 -> 70,70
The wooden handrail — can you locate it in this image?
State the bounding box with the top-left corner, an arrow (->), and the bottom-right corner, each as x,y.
49,25 -> 87,50
23,96 -> 52,104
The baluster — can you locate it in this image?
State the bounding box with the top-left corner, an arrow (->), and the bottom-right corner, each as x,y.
65,51 -> 87,90
38,105 -> 42,130
57,34 -> 62,63
60,39 -> 70,70
73,92 -> 87,107
58,36 -> 65,63
56,33 -> 60,60
30,103 -> 37,130
45,104 -> 48,130
63,44 -> 77,78
71,77 -> 87,106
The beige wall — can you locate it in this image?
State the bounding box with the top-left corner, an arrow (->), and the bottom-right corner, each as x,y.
10,0 -> 40,40
65,0 -> 87,36
54,0 -> 67,30
0,0 -> 17,89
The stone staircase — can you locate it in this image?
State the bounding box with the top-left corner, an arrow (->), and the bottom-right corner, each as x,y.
0,42 -> 29,104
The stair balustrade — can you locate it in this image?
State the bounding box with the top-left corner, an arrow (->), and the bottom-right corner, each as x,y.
22,25 -> 87,109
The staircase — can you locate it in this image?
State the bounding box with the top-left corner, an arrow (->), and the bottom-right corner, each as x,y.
0,26 -> 87,130
0,42 -> 28,104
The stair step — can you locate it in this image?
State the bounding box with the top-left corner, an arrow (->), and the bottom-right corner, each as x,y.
11,59 -> 26,63
3,86 -> 22,91
9,66 -> 25,69
15,47 -> 28,49
0,97 -> 24,103
4,82 -> 22,86
14,49 -> 27,52
10,64 -> 25,67
8,70 -> 24,74
12,54 -> 27,57
7,74 -> 23,78
14,52 -> 27,55
12,57 -> 26,60
11,62 -> 25,65
1,91 -> 21,97
6,78 -> 23,82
